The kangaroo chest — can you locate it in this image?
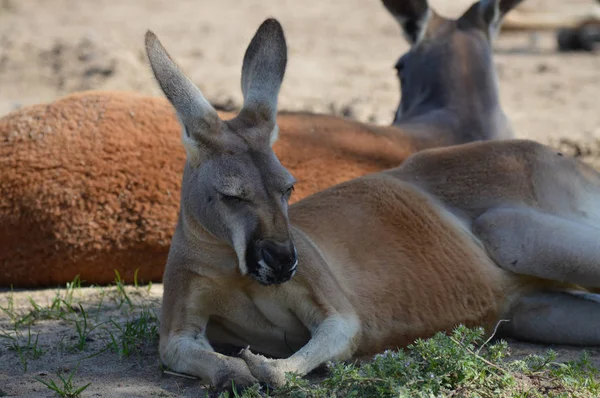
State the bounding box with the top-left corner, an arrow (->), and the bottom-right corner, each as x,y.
205,288 -> 311,358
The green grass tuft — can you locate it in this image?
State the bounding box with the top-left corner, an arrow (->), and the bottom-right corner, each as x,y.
34,364 -> 91,398
0,325 -> 43,372
113,270 -> 133,309
219,325 -> 600,398
5,276 -> 83,327
108,306 -> 159,357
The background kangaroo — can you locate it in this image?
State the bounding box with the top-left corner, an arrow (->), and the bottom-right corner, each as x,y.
0,0 -> 519,287
151,7 -> 600,394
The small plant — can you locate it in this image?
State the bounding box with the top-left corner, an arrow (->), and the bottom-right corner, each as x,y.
0,286 -> 16,322
13,276 -> 83,327
70,303 -> 103,352
112,270 -> 133,309
108,306 -> 158,357
34,364 -> 91,398
228,383 -> 265,398
92,288 -> 107,323
129,268 -> 151,298
0,326 -> 43,372
63,275 -> 83,306
16,295 -> 67,326
147,280 -> 153,294
133,268 -> 140,288
524,349 -> 558,373
547,352 -> 600,395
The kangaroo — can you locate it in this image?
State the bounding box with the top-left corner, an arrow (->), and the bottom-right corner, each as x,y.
383,0 -> 516,140
150,9 -> 600,395
0,0 -> 521,287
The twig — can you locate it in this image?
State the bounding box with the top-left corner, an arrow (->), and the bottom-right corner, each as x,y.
449,337 -> 508,376
163,370 -> 198,380
477,319 -> 510,355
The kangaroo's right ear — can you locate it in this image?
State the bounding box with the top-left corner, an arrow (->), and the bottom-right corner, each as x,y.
239,18 -> 287,145
145,30 -> 219,164
382,0 -> 432,45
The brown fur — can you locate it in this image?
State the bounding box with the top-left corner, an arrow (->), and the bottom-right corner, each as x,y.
1,0 -> 522,287
288,176 -> 511,354
0,91 -> 421,287
0,2 -> 517,287
154,5 -> 600,392
160,139 -> 600,391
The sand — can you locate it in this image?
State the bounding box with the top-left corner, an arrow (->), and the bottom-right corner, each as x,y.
1,0 -> 599,396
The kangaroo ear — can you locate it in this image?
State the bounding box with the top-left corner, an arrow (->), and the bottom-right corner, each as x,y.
145,30 -> 219,164
479,0 -> 502,37
463,0 -> 525,39
382,0 -> 432,45
239,18 -> 287,134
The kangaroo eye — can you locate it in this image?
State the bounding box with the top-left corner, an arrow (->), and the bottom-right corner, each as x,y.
219,192 -> 247,204
283,185 -> 295,199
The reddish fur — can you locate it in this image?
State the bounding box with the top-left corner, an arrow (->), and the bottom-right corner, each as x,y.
0,91 -> 420,287
158,138 -> 600,388
288,176 -> 512,354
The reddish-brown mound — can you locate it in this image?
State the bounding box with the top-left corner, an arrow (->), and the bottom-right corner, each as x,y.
0,91 -> 416,287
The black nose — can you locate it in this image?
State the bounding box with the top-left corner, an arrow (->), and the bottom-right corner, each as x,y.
257,239 -> 297,276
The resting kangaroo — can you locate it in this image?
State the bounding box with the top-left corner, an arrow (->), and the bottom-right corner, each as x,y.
150,6 -> 600,394
0,0 -> 518,287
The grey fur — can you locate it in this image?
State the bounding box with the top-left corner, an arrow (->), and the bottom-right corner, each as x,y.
383,0 -> 524,142
145,31 -> 218,134
240,18 -> 287,122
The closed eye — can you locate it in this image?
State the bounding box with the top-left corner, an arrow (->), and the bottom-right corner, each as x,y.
218,192 -> 249,204
282,185 -> 295,200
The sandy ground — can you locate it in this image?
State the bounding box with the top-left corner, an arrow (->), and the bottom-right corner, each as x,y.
1,0 -> 600,396
0,284 -> 215,397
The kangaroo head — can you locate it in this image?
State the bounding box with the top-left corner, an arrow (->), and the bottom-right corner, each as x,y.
383,0 -> 523,127
146,19 -> 297,286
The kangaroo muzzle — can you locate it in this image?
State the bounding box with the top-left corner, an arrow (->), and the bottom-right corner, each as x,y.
247,238 -> 298,285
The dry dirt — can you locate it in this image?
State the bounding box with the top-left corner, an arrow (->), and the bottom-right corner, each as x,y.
1,0 -> 600,396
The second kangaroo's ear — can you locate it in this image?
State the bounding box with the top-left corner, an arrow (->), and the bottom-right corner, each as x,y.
382,0 -> 432,45
239,18 -> 287,134
460,0 -> 525,39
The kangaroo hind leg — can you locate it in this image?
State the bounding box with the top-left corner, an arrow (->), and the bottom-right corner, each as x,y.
504,290 -> 600,346
473,207 -> 600,289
